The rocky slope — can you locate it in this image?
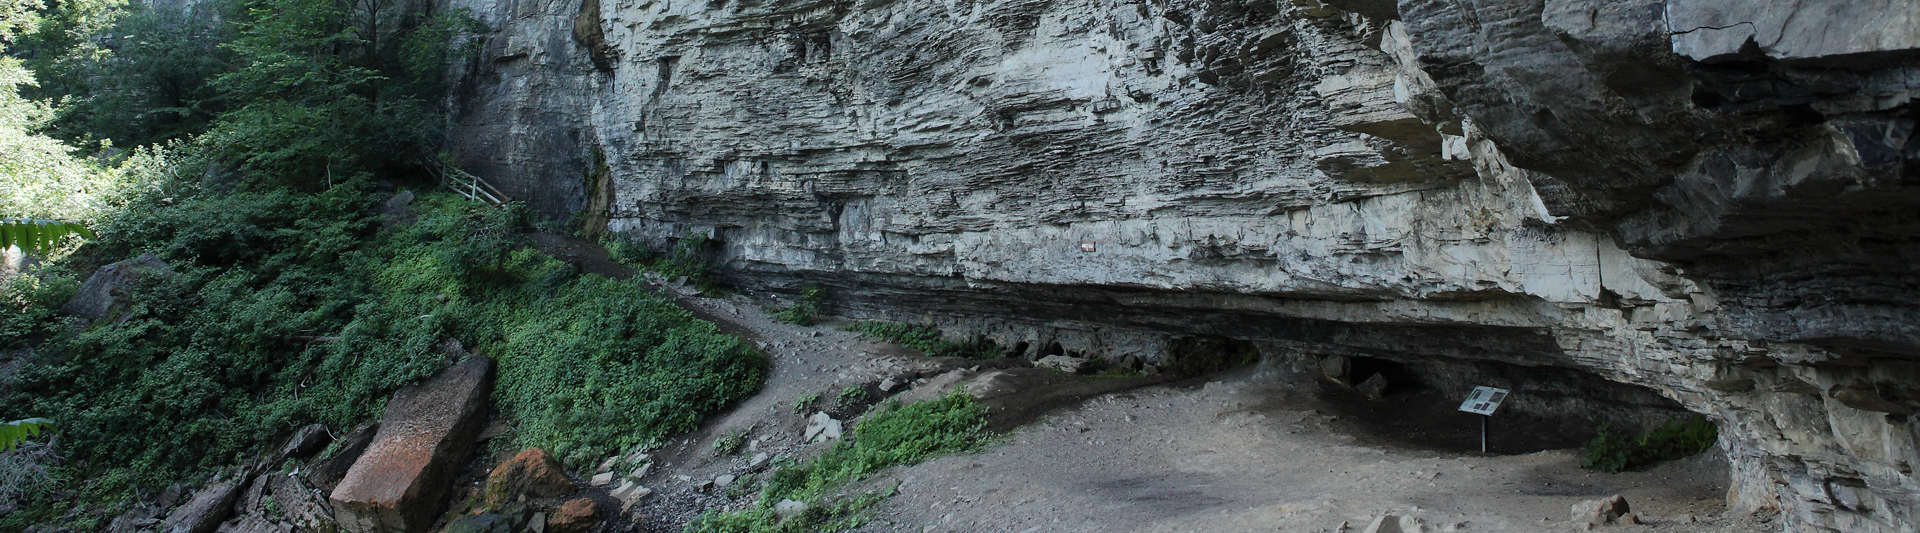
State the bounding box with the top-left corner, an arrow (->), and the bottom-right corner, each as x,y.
440,0 -> 1920,530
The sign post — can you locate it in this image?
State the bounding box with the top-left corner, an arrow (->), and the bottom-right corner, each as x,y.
1457,386 -> 1510,453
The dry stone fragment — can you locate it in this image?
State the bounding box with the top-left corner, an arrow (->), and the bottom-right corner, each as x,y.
1357,373 -> 1388,399
60,253 -> 171,321
1320,356 -> 1351,382
308,424 -> 377,494
609,481 -> 653,511
547,499 -> 600,533
1571,495 -> 1630,525
484,448 -> 575,508
280,424 -> 332,460
329,356 -> 494,533
266,473 -> 334,531
163,478 -> 244,533
804,412 -> 842,443
1035,355 -> 1092,374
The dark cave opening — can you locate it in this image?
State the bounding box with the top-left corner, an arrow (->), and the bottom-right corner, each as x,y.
1302,355 -> 1701,456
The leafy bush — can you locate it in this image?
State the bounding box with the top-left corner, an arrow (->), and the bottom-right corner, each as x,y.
713,429 -> 746,456
644,232 -> 714,289
844,321 -> 1000,359
686,394 -> 990,533
1582,416 -> 1719,473
0,182 -> 764,524
772,284 -> 824,327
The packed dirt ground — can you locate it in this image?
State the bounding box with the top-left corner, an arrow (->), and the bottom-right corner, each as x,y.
530,236 -> 1774,533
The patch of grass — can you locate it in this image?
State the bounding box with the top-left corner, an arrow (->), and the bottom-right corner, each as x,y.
772,284 -> 824,327
1582,416 -> 1719,473
714,429 -> 746,456
684,394 -> 991,533
836,386 -> 867,407
844,321 -> 1000,359
793,393 -> 821,414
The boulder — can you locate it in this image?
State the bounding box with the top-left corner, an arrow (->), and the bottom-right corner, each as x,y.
546,499 -> 600,533
1362,514 -> 1425,533
329,356 -> 494,533
218,515 -> 291,533
162,477 -> 245,533
803,412 -> 842,443
1035,355 -> 1093,374
280,424 -> 332,460
609,481 -> 652,511
483,448 -> 575,508
773,499 -> 808,519
1356,373 -> 1388,399
59,253 -> 171,321
266,474 -> 334,531
307,424 -> 377,494
442,513 -> 521,533
1571,495 -> 1631,525
1320,356 -> 1350,383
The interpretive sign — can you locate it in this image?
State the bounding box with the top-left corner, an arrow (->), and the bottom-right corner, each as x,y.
1458,386 -> 1509,416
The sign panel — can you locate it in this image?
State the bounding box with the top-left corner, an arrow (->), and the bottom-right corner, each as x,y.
1458,386 -> 1510,415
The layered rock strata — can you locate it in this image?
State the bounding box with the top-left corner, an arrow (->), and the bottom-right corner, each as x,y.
444,0 -> 1920,530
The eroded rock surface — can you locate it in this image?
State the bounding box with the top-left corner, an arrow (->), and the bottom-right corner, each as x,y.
446,0 -> 1920,530
329,356 -> 494,533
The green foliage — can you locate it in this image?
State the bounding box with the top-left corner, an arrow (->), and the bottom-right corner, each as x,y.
0,57 -> 129,225
0,218 -> 95,254
0,179 -> 764,521
844,321 -> 1000,359
0,268 -> 76,348
1582,416 -> 1719,473
686,394 -> 991,533
772,284 -> 824,327
713,429 -> 745,456
0,418 -> 52,451
793,393 -> 819,414
601,233 -> 651,266
835,386 -> 865,407
26,2 -> 231,147
642,232 -> 713,290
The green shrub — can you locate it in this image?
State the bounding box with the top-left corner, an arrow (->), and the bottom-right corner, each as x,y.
642,232 -> 713,289
1582,416 -> 1718,473
685,394 -> 990,533
844,321 -> 999,359
0,184 -> 765,523
713,429 -> 746,456
772,284 -> 824,327
793,393 -> 820,414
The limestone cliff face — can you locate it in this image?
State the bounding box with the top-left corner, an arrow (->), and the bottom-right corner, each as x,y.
443,0 -> 1920,529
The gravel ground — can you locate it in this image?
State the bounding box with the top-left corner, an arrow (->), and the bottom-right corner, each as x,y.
532,233 -> 1774,533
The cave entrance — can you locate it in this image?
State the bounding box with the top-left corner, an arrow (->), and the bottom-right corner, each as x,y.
1305,356 -> 1698,456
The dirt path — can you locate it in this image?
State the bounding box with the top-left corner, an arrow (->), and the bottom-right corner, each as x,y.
849,364 -> 1771,533
529,234 -> 1772,533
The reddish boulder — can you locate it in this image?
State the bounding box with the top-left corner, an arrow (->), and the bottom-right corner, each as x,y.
547,499 -> 601,533
483,448 -> 574,508
328,356 -> 493,533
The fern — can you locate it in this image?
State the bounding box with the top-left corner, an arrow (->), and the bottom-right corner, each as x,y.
0,419 -> 53,452
0,219 -> 96,255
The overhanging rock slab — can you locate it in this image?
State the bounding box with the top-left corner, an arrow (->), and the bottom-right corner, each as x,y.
329,356 -> 494,533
